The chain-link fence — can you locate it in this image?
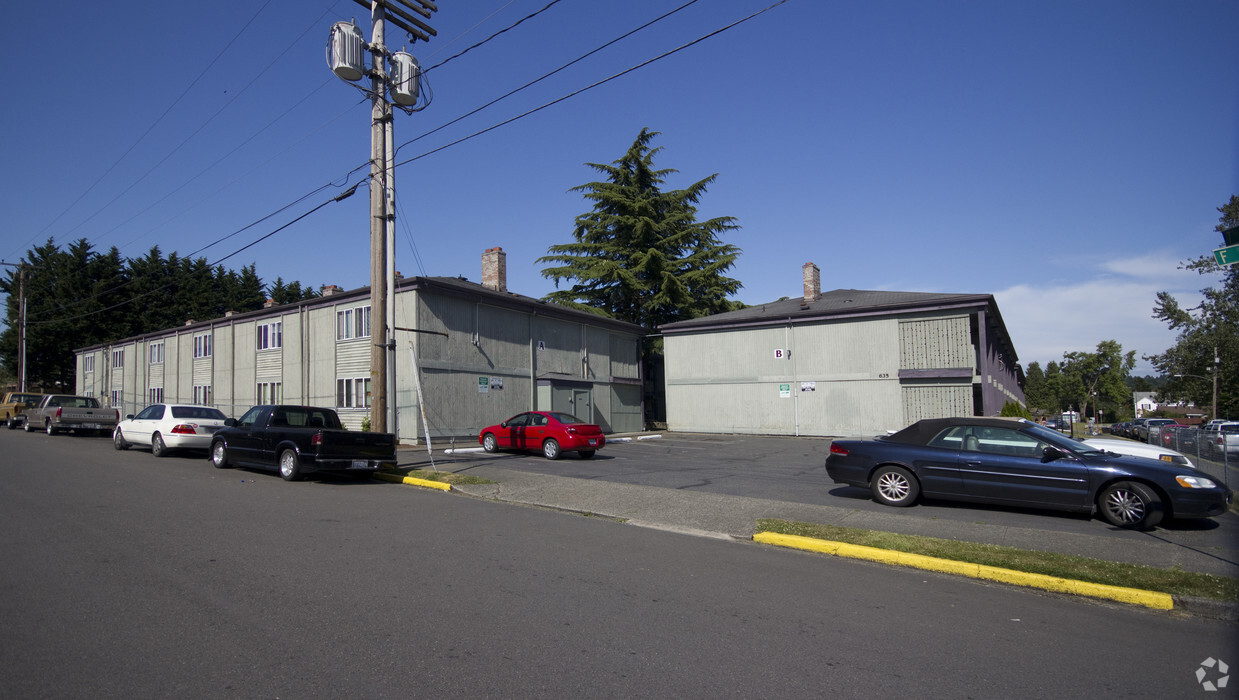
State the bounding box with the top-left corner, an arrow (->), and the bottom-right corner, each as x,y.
1153,426 -> 1236,495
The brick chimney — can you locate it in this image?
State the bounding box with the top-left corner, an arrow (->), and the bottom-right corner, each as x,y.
322,285 -> 341,296
482,247 -> 507,292
802,262 -> 820,302
263,298 -> 276,308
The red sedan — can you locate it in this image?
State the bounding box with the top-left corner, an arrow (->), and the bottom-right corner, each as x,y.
479,411 -> 605,460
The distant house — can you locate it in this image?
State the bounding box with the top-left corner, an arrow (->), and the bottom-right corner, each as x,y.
657,262 -> 1024,437
1133,391 -> 1157,417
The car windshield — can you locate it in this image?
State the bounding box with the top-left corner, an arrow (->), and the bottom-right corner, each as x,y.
1020,423 -> 1109,456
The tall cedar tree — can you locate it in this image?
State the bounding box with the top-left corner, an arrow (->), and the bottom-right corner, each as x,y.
1148,195 -> 1239,418
0,238 -> 317,390
539,129 -> 742,329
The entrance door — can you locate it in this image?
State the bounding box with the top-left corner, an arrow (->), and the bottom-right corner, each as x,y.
572,389 -> 592,423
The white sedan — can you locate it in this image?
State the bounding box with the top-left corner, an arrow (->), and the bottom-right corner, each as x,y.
1083,438 -> 1196,469
113,404 -> 229,457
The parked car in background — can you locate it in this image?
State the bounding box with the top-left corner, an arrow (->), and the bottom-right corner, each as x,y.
1110,421 -> 1132,438
113,404 -> 230,457
1083,437 -> 1197,469
24,395 -> 119,436
824,417 -> 1228,530
1158,424 -> 1188,447
479,411 -> 606,460
209,405 -> 396,481
1201,422 -> 1239,459
1130,417 -> 1150,440
1140,418 -> 1177,443
2,392 -> 45,429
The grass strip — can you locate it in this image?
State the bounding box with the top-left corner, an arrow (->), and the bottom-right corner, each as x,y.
381,467 -> 495,486
756,518 -> 1239,602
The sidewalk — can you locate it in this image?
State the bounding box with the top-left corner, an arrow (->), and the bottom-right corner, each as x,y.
395,452 -> 1239,581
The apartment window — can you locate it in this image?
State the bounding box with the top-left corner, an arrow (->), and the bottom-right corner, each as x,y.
256,381 -> 282,404
149,341 -> 164,365
256,321 -> 282,351
109,390 -> 122,408
193,385 -> 213,406
336,377 -> 371,408
336,306 -> 371,341
194,333 -> 212,359
112,349 -> 125,368
149,387 -> 164,404
83,355 -> 95,373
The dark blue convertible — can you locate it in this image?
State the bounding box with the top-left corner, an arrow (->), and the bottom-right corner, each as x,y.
825,417 -> 1229,530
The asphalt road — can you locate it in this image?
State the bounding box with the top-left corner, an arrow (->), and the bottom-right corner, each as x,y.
1,429 -> 1235,698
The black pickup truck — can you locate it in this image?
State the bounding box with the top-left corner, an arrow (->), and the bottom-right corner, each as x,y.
209,405 -> 397,481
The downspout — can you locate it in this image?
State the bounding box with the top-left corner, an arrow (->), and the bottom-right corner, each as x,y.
976,309 -> 990,415
787,320 -> 799,437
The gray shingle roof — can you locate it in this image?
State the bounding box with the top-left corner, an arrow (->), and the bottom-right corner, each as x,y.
659,288 -> 993,332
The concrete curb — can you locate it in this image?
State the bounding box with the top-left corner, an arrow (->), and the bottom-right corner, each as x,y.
753,531 -> 1175,611
373,471 -> 452,491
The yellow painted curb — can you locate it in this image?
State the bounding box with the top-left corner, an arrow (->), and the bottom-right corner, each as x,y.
753,531 -> 1174,610
373,472 -> 452,491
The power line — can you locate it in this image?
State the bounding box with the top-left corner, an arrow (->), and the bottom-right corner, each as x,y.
395,0 -> 705,158
394,0 -> 789,170
14,0 -> 281,259
16,1 -> 791,328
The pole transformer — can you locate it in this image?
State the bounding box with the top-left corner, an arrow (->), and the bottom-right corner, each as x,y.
329,1 -> 436,436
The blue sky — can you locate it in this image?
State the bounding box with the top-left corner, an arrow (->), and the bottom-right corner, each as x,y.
2,0 -> 1236,375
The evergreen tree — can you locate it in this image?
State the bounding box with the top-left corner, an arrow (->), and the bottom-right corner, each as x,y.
1148,194 -> 1239,419
1022,361 -> 1052,412
538,128 -> 743,329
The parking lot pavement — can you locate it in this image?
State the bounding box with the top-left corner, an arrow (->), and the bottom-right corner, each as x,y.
397,435 -> 1239,579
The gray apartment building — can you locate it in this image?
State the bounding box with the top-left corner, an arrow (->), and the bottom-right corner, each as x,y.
658,262 -> 1025,437
75,248 -> 646,442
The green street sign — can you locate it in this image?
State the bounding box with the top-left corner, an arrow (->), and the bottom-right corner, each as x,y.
1214,244 -> 1239,266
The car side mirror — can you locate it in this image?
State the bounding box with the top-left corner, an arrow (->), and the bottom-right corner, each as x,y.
224,418 -> 237,427
500,421 -> 508,428
126,414 -> 134,420
1042,446 -> 1068,463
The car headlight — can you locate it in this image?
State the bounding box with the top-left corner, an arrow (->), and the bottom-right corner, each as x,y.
1175,475 -> 1218,489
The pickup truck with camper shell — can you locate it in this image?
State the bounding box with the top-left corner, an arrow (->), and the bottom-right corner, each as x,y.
209,404 -> 397,481
24,394 -> 120,436
2,391 -> 45,429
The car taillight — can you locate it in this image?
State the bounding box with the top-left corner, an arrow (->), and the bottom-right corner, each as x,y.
830,443 -> 849,456
566,427 -> 578,435
55,407 -> 62,418
311,432 -> 323,446
171,424 -> 196,435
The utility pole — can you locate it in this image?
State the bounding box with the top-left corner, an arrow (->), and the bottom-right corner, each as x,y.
329,1 -> 436,435
368,4 -> 391,433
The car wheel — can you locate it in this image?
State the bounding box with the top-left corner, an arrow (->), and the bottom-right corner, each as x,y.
4,416 -> 14,430
211,441 -> 230,469
46,421 -> 56,436
279,449 -> 303,481
1098,481 -> 1163,530
578,450 -> 595,459
871,465 -> 919,507
113,428 -> 130,450
482,433 -> 498,453
542,439 -> 562,460
151,433 -> 168,458
23,418 -> 33,432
